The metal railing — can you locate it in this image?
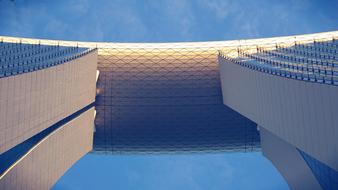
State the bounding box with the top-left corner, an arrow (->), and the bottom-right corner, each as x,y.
219,39 -> 338,86
0,42 -> 97,78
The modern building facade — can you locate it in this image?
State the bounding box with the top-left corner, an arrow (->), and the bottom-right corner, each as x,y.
0,31 -> 337,189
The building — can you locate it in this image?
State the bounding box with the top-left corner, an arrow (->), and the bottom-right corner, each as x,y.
0,31 -> 337,189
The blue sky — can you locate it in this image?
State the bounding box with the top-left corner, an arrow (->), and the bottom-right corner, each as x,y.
1,0 -> 337,189
0,0 -> 337,42
53,153 -> 289,190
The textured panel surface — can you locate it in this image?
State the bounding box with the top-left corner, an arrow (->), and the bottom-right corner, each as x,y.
0,108 -> 95,190
0,48 -> 97,153
219,42 -> 338,170
94,48 -> 260,153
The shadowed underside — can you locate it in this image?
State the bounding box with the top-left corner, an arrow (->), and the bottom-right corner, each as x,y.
94,48 -> 260,153
1,31 -> 337,154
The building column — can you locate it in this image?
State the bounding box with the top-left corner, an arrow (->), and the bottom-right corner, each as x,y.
260,126 -> 322,190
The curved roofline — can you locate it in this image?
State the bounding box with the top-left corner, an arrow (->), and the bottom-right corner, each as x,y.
1,30 -> 337,49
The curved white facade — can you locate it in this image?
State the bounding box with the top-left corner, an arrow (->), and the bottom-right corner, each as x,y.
0,108 -> 94,190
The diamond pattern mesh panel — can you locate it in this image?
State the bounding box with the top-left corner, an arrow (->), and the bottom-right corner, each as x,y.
94,47 -> 260,153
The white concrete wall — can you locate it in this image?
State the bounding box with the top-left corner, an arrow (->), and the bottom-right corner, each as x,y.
260,127 -> 322,190
219,57 -> 338,171
0,107 -> 95,190
0,51 -> 97,154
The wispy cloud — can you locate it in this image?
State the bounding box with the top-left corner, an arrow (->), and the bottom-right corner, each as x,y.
0,0 -> 337,42
172,0 -> 195,35
53,153 -> 289,190
199,0 -> 238,19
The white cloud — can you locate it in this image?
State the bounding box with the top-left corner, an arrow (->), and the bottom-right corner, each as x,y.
163,0 -> 196,38
199,0 -> 238,19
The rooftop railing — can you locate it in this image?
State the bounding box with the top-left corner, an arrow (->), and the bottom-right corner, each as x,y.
0,42 -> 97,78
219,39 -> 338,86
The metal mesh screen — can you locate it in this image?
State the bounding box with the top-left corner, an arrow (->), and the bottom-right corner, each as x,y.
94,47 -> 260,153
